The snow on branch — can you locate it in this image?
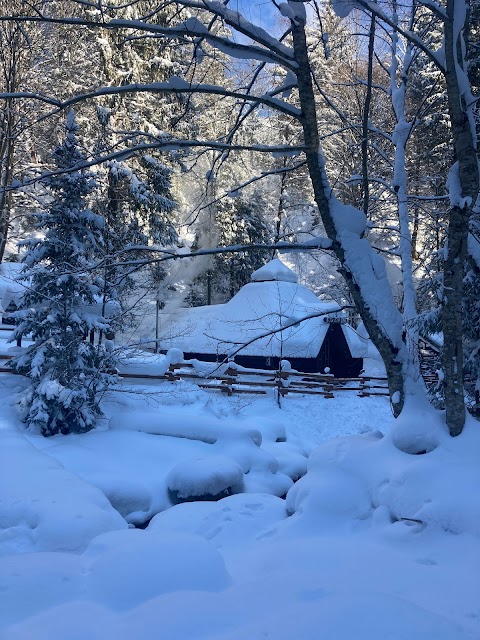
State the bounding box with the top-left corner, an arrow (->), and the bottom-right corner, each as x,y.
112,16 -> 296,68
37,240 -> 334,290
0,83 -> 301,120
0,92 -> 62,107
27,80 -> 301,120
76,240 -> 334,282
177,0 -> 295,60
117,239 -> 334,262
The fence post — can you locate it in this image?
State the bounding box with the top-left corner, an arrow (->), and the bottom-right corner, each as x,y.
221,376 -> 234,396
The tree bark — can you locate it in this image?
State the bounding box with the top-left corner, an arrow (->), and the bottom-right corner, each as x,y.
442,0 -> 479,435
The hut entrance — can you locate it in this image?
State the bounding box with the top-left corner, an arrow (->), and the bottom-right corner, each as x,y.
317,324 -> 362,378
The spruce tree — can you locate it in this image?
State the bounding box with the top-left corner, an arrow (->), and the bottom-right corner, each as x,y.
214,192 -> 272,298
11,111 -> 116,436
95,108 -> 177,322
187,190 -> 271,305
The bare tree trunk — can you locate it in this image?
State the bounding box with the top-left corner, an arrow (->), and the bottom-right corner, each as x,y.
442,0 -> 479,435
361,15 -> 375,217
0,100 -> 15,263
291,17 -> 407,415
442,205 -> 467,433
274,158 -> 288,256
411,164 -> 420,261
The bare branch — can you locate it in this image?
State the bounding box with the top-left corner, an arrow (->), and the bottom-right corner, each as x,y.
0,80 -> 301,119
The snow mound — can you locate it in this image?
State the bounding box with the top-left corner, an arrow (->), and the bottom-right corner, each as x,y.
242,466 -> 293,497
116,351 -> 170,376
286,416 -> 480,537
218,592 -> 471,640
167,455 -> 244,501
1,387 -> 478,640
0,551 -> 84,629
0,428 -> 126,555
166,347 -> 183,364
85,530 -> 231,609
1,529 -> 231,634
111,409 -> 262,446
286,467 -> 372,524
262,441 -> 307,481
27,429 -> 209,526
3,601 -> 123,640
29,405 -> 294,526
390,395 -> 450,454
148,493 -> 287,548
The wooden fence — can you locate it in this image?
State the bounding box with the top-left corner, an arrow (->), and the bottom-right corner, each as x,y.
165,363 -> 390,398
0,353 -> 390,399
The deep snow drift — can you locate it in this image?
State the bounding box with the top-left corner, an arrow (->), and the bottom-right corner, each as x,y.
0,370 -> 479,640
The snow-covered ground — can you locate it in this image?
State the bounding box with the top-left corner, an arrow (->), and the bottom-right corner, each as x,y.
1,368 -> 479,639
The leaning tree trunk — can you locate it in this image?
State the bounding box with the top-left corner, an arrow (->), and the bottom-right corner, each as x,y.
442,0 -> 479,435
290,16 -> 408,415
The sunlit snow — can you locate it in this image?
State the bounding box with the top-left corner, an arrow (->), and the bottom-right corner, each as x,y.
1,362 -> 479,639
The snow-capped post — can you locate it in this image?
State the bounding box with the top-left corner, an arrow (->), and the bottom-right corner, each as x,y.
288,0 -> 408,415
10,111 -> 117,436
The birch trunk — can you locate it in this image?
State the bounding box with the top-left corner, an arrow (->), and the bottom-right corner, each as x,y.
388,18 -> 420,380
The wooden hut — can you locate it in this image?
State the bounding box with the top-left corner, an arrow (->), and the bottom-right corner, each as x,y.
0,263 -> 25,326
159,259 -> 366,376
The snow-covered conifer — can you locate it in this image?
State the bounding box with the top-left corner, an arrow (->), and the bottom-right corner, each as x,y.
93,104 -> 178,329
10,111 -> 116,436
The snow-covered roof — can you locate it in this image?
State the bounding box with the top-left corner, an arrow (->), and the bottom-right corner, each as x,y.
250,258 -> 298,283
342,324 -> 369,359
160,260 -> 367,360
0,263 -> 26,312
